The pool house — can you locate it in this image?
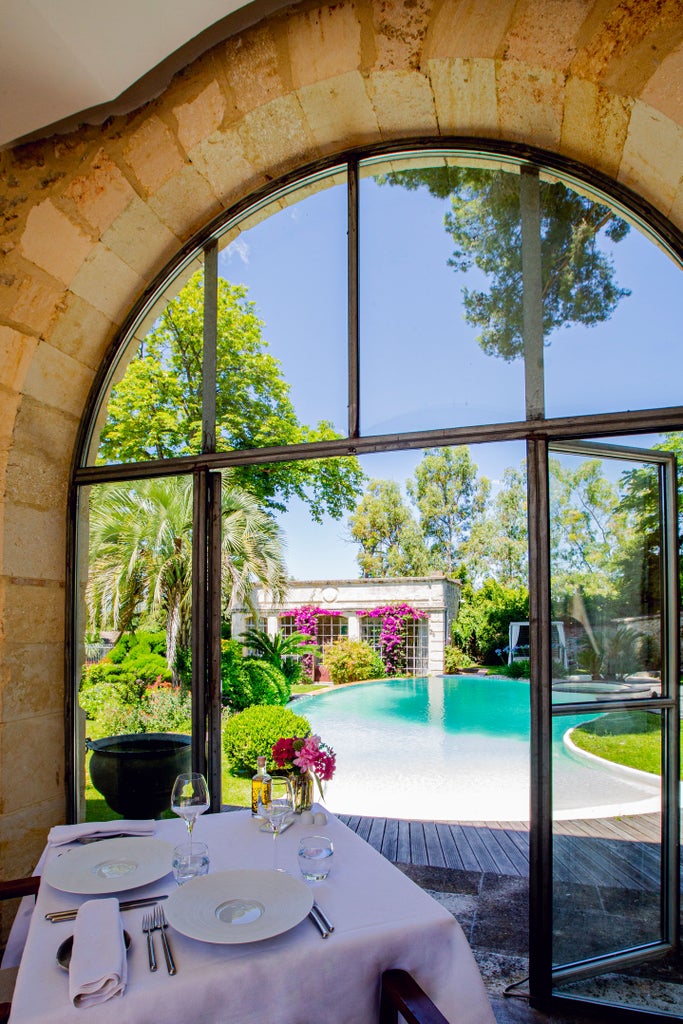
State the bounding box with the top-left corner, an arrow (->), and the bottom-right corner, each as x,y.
232,575 -> 461,678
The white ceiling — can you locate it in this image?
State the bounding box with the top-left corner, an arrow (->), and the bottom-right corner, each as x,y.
0,0 -> 284,148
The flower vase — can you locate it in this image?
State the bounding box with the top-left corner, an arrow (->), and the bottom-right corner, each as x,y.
289,771 -> 314,814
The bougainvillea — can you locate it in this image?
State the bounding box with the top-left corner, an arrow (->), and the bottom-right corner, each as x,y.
279,605 -> 342,677
357,603 -> 427,676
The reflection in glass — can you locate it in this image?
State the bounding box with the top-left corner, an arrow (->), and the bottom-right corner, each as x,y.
552,713 -> 663,966
542,179 -> 683,418
549,442 -> 670,976
549,446 -> 663,703
359,157 -> 525,434
92,254 -> 205,465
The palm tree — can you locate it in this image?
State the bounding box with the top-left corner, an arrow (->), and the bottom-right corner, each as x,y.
87,476 -> 288,684
239,627 -> 318,683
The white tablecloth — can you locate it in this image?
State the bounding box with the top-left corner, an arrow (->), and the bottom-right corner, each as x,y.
9,810 -> 495,1024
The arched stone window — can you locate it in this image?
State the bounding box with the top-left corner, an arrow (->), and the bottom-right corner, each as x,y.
71,140 -> 682,1007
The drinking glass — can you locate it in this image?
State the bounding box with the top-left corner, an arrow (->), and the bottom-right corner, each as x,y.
258,776 -> 294,870
297,834 -> 334,881
172,841 -> 210,885
171,772 -> 210,849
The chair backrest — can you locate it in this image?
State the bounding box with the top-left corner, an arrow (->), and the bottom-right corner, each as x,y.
379,969 -> 451,1024
0,876 -> 40,1024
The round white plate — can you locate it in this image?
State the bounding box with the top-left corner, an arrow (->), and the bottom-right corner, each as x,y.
165,869 -> 314,944
43,837 -> 173,895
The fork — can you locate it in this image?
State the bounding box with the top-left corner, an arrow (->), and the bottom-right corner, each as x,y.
153,904 -> 177,975
142,911 -> 158,972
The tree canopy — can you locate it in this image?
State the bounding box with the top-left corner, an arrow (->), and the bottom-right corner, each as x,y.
407,446 -> 490,575
98,271 -> 365,523
349,479 -> 430,577
380,165 -> 630,361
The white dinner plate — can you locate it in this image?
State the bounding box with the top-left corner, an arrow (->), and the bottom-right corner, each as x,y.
43,837 -> 173,895
165,869 -> 314,944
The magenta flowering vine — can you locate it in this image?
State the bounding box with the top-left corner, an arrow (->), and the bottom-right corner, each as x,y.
279,605 -> 342,677
356,603 -> 427,676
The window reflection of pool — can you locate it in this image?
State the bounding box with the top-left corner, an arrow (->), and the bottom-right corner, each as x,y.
291,676 -> 660,822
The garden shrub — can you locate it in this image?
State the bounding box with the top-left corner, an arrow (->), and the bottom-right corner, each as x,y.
443,645 -> 476,672
221,640 -> 290,709
499,658 -> 530,679
451,580 -> 529,664
93,684 -> 191,735
108,631 -> 166,663
243,659 -> 290,706
322,639 -> 385,685
223,704 -> 311,774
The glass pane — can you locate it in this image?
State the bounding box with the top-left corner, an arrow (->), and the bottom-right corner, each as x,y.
552,711 -> 663,965
79,477 -> 193,821
548,442 -> 675,986
359,155 -> 525,435
549,445 -> 663,702
542,175 -> 683,418
216,171 -> 348,457
88,254 -> 205,465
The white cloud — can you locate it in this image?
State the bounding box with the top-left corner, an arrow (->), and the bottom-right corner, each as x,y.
227,237 -> 250,264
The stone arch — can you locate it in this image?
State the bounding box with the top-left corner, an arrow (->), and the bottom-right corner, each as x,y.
2,0 -> 683,876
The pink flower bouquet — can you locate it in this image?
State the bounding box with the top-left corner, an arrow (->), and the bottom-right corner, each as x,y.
272,734 -> 336,799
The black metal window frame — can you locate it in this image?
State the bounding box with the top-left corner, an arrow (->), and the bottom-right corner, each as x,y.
66,136 -> 683,1014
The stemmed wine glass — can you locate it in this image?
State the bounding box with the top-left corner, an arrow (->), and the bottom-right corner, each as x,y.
171,772 -> 209,850
258,776 -> 294,871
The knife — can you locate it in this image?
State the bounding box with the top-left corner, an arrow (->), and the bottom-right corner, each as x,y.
45,894 -> 168,922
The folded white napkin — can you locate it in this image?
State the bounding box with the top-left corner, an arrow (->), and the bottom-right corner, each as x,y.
48,820 -> 155,846
69,898 -> 127,1008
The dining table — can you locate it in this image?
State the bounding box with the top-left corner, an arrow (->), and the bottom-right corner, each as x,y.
7,808 -> 496,1024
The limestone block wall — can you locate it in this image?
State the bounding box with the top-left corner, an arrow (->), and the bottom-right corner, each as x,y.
1,0 -> 683,900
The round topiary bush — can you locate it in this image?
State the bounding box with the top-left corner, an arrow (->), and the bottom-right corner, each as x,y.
221,640 -> 290,709
222,704 -> 311,774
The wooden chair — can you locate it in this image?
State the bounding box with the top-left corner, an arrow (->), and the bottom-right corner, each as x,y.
379,969 -> 451,1024
0,876 -> 40,1024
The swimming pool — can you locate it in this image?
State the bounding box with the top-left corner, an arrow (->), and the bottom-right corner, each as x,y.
292,676 -> 660,822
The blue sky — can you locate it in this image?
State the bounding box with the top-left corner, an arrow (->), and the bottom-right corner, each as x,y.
218,170 -> 682,580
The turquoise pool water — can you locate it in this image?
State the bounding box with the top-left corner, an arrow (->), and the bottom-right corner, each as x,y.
292,675 -> 660,821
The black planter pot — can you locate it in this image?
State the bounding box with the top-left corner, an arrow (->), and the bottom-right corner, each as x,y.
86,733 -> 192,819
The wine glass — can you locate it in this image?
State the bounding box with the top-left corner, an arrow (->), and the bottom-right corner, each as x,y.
258,776 -> 294,871
171,772 -> 209,850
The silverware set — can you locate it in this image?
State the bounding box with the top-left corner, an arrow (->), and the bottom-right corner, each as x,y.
308,901 -> 334,939
45,894 -> 167,923
143,905 -> 176,974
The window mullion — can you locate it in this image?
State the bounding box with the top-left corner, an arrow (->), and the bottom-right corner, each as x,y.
521,168 -> 545,421
348,158 -> 360,439
202,240 -> 218,454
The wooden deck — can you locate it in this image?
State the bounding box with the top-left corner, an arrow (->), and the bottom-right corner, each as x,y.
338,812 -> 675,891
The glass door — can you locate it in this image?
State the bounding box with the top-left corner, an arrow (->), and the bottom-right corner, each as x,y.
544,440 -> 680,1013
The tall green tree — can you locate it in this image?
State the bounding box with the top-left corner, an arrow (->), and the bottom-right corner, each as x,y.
549,457 -> 630,608
349,479 -> 430,577
380,166 -> 630,360
615,432 -> 683,612
98,271 -> 365,523
87,476 -> 288,685
408,446 -> 490,575
464,465 -> 528,585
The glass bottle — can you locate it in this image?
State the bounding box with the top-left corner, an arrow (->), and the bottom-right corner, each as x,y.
251,756 -> 271,817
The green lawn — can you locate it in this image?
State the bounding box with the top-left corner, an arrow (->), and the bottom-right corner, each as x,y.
570,711 -> 683,779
